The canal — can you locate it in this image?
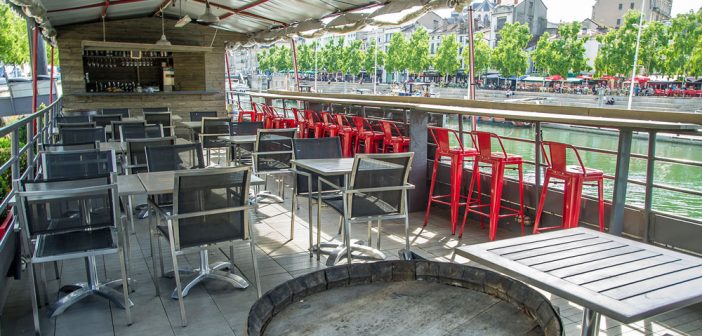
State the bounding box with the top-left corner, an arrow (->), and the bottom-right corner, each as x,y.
468,121 -> 702,219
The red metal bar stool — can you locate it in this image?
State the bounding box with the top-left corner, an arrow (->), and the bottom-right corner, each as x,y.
250,103 -> 265,123
533,141 -> 605,233
352,116 -> 384,153
335,114 -> 357,157
271,106 -> 296,129
261,104 -> 276,129
321,112 -> 339,137
460,131 -> 525,240
236,101 -> 256,122
305,110 -> 325,138
379,120 -> 410,153
425,127 -> 478,234
292,108 -> 309,138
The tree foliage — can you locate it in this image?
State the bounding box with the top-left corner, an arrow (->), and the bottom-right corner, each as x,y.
297,42 -> 316,72
341,40 -> 364,77
639,21 -> 668,75
491,23 -> 530,77
532,22 -> 590,78
464,33 -> 492,76
433,33 -> 460,79
663,11 -> 702,77
0,3 -> 29,66
594,11 -> 641,76
406,27 -> 431,75
385,32 -> 407,75
362,40 -> 386,74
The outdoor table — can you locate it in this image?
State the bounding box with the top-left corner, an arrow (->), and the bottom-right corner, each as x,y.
217,135 -> 256,164
98,137 -> 190,154
457,227 -> 702,336
137,170 -> 264,195
290,158 -> 388,266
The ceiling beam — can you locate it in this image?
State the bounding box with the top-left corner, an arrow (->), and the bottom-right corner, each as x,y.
191,0 -> 286,26
152,0 -> 173,16
48,0 -> 148,14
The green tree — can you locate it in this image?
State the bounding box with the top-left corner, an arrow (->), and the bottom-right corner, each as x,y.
690,35 -> 702,76
663,11 -> 702,78
594,11 -> 640,76
321,37 -> 345,76
271,45 -> 292,72
434,34 -> 460,82
342,40 -> 364,80
297,42 -> 316,72
257,47 -> 273,72
491,23 -> 530,77
464,33 -> 492,76
639,21 -> 668,75
362,40 -> 386,73
385,32 -> 407,81
0,3 -> 29,67
554,22 -> 590,77
531,32 -> 554,75
406,27 -> 431,76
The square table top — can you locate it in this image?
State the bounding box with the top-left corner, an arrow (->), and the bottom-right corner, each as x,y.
457,227 -> 702,323
137,170 -> 264,195
116,174 -> 146,196
291,158 -> 355,176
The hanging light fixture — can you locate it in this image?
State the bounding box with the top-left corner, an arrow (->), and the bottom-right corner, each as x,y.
369,0 -> 427,25
156,11 -> 172,45
175,0 -> 192,27
198,0 -> 220,24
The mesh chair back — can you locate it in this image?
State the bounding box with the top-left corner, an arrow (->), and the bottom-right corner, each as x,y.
254,129 -> 296,173
349,153 -> 413,217
43,142 -> 97,152
190,111 -> 217,121
201,117 -> 231,149
172,167 -> 251,249
143,107 -> 170,113
57,115 -> 90,124
120,124 -> 164,141
230,122 -> 263,135
146,143 -> 205,172
58,122 -> 96,130
292,137 -> 343,194
61,127 -> 106,145
101,108 -> 130,118
144,112 -> 172,136
42,150 -> 117,179
91,114 -> 123,128
125,137 -> 176,174
16,174 -> 117,237
111,120 -> 146,141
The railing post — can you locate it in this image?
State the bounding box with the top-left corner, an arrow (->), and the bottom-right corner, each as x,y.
643,131 -> 657,243
26,121 -> 34,179
408,109 -> 428,212
11,130 -> 20,182
533,122 -> 542,213
610,128 -> 634,236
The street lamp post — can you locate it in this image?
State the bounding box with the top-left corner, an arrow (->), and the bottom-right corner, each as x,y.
627,0 -> 646,110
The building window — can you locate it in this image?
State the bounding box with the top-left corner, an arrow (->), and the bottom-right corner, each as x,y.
616,18 -> 621,25
630,2 -> 634,9
618,3 -> 623,10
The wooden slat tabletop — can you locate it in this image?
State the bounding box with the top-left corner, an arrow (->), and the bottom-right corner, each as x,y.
457,227 -> 702,323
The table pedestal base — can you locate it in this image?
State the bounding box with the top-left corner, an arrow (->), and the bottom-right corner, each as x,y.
581,308 -> 601,336
170,250 -> 249,299
316,241 -> 386,266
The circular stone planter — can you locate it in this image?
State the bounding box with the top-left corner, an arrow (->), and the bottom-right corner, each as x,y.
246,261 -> 563,336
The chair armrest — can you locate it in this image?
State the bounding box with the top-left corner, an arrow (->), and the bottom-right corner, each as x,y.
345,183 -> 415,194
250,151 -> 293,157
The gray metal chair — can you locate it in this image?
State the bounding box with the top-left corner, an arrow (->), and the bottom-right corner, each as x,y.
149,167 -> 261,327
319,153 -> 414,265
290,137 -> 343,252
143,107 -> 169,113
189,111 -> 217,122
57,122 -> 96,130
60,127 -> 106,145
15,173 -> 131,335
199,117 -> 231,165
42,149 -> 117,180
110,120 -> 146,141
101,108 -> 130,118
144,111 -> 173,136
251,128 -> 297,203
91,114 -> 123,128
229,121 -> 263,165
56,115 -> 90,124
119,123 -> 164,141
124,137 -> 176,219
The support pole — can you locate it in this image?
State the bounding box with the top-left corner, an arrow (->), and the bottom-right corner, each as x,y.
467,7 -> 476,101
31,26 -> 39,113
49,46 -> 55,104
374,29 -> 378,95
314,40 -> 318,92
290,38 -> 301,92
225,50 -> 234,107
610,128 -> 633,235
627,0 -> 646,110
643,131 -> 657,242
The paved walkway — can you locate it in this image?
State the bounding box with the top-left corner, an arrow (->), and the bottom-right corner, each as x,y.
2,187 -> 701,336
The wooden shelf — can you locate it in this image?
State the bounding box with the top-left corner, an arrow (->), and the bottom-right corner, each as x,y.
81,40 -> 213,53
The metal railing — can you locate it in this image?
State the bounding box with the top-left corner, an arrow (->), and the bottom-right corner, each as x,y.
0,98 -> 61,219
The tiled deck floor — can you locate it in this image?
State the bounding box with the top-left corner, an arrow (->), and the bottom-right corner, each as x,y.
2,187 -> 701,336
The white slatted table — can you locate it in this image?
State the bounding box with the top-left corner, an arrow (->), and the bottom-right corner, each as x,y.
457,227 -> 702,336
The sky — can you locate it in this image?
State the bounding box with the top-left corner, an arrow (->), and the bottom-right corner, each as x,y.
542,0 -> 702,23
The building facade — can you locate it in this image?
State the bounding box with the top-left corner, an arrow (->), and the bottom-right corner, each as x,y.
591,0 -> 673,28
489,0 -> 548,47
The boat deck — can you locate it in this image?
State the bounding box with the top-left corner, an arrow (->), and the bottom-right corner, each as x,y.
2,189 -> 701,336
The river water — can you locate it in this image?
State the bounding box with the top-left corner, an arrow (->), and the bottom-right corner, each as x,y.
463,121 -> 702,219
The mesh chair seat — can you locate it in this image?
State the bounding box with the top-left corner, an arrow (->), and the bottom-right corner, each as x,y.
35,227 -> 115,258
156,214 -> 245,249
322,194 -> 401,218
60,127 -> 106,145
